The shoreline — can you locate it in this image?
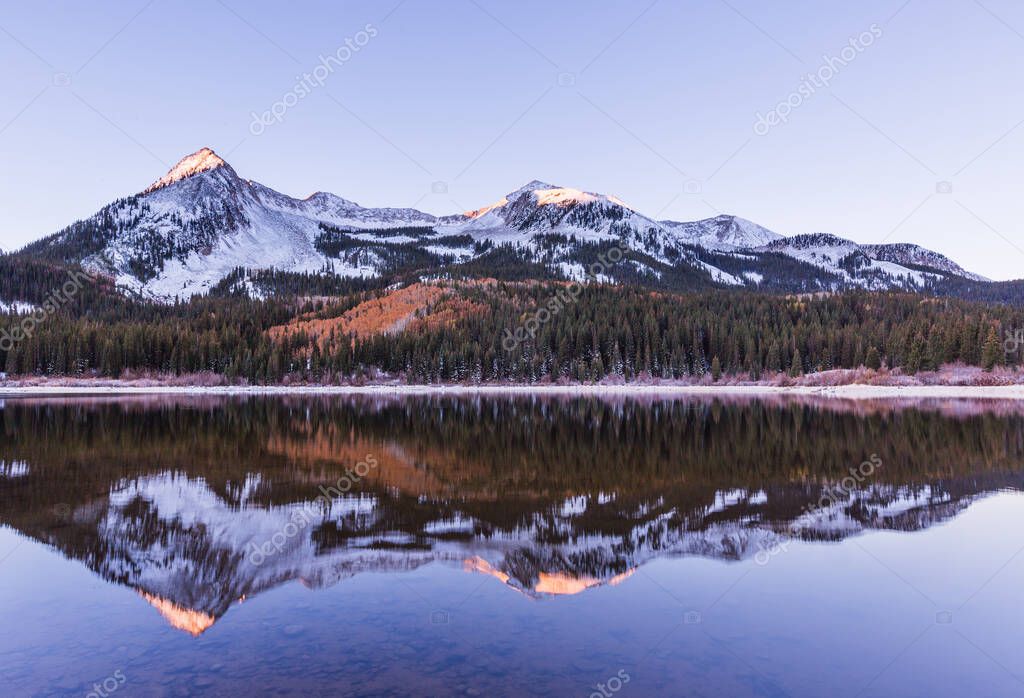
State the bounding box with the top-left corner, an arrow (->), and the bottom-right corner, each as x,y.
5,383 -> 1024,400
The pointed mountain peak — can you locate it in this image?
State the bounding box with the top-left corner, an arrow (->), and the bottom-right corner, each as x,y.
303,191 -> 358,207
504,180 -> 561,200
144,147 -> 230,193
522,179 -> 559,191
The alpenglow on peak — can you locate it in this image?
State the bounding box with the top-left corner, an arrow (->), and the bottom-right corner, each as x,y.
144,147 -> 229,194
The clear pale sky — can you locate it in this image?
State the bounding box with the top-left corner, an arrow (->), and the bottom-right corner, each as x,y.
2,0 -> 1023,279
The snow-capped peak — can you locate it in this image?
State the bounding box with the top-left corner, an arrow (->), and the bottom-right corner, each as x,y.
495,179 -> 561,201
462,180 -> 636,220
515,179 -> 559,194
302,191 -> 360,209
534,186 -> 599,206
464,181 -> 563,218
145,147 -> 229,193
34,147 -> 993,302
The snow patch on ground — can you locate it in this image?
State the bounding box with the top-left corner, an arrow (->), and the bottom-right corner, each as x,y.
866,259 -> 933,286
557,262 -> 588,281
11,383 -> 1024,401
0,461 -> 29,478
0,299 -> 36,314
422,245 -> 474,260
696,260 -> 743,285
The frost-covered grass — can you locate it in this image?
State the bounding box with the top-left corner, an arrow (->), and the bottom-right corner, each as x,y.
5,364 -> 1024,398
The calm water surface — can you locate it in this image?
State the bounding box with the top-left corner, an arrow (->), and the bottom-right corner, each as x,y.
1,395 -> 1023,697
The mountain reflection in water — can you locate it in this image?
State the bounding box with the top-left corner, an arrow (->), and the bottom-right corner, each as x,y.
1,394 -> 1023,636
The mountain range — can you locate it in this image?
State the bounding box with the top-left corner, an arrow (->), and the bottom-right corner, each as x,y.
19,147 -> 990,302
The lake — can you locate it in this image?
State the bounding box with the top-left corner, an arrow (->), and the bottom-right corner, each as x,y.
1,394 -> 1023,697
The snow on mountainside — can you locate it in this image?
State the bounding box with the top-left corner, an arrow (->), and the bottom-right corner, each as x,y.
50,148 -> 443,300
761,233 -> 864,267
759,233 -> 950,290
442,180 -> 704,268
26,147 -> 988,301
450,181 -> 654,244
661,215 -> 783,250
144,147 -> 227,193
863,243 -> 989,282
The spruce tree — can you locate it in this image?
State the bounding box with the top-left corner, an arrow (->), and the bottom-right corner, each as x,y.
765,341 -> 782,373
982,327 -> 1002,371
789,348 -> 803,377
865,346 -> 881,371
906,334 -> 925,375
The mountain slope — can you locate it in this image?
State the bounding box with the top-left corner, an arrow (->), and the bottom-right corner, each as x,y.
21,147 -> 989,301
662,214 -> 783,250
863,243 -> 988,282
759,234 -> 954,291
28,149 -> 444,299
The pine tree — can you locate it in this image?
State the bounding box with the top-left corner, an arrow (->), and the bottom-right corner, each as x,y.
982,326 -> 1002,371
865,346 -> 882,371
789,348 -> 803,377
765,341 -> 782,373
906,334 -> 925,375
711,356 -> 722,381
691,331 -> 706,376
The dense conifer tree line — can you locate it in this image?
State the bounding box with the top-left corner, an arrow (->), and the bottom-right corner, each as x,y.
312,284 -> 1021,383
5,249 -> 1022,384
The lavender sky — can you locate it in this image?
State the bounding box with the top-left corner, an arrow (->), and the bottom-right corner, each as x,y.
1,0 -> 1023,279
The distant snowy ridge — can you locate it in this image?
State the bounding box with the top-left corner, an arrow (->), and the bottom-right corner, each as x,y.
661,214 -> 783,250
